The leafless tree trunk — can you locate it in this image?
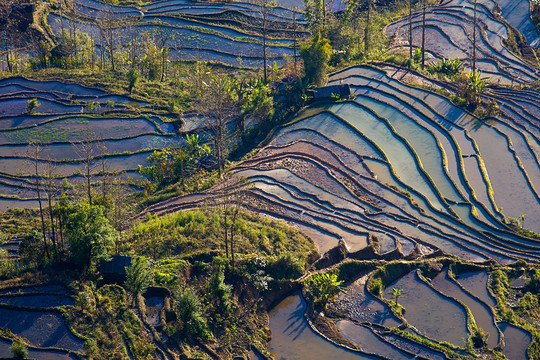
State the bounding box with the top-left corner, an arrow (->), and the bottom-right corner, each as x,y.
421,0 -> 426,69
472,0 -> 477,73
98,6 -> 117,71
198,74 -> 238,176
44,159 -> 58,256
259,0 -> 275,83
364,0 -> 372,55
73,129 -> 98,205
409,0 -> 413,66
28,142 -> 50,258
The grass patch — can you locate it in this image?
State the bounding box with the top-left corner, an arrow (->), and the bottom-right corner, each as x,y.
126,208 -> 316,260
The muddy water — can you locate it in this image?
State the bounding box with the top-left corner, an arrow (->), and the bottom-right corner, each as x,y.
499,322 -> 531,360
0,338 -> 77,360
387,270 -> 469,346
431,270 -> 499,348
455,271 -> 496,308
337,320 -> 414,359
0,309 -> 84,351
330,274 -> 400,328
268,293 -> 378,360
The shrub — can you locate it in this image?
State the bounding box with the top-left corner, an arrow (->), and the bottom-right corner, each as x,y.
426,58 -> 464,77
469,327 -> 488,348
369,277 -> 383,297
125,257 -> 153,301
175,288 -> 211,340
127,68 -> 139,94
10,340 -> 28,359
26,98 -> 40,114
306,272 -> 346,308
301,32 -> 332,86
266,253 -> 304,280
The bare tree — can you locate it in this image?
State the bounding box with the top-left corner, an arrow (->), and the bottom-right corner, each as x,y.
258,0 -> 276,83
215,177 -> 249,272
421,0 -> 426,68
97,6 -> 117,71
198,74 -> 239,175
0,0 -> 23,72
73,129 -> 99,205
472,0 -> 477,73
43,158 -> 59,255
154,27 -> 173,82
27,142 -> 50,258
408,0 -> 413,66
364,0 -> 373,55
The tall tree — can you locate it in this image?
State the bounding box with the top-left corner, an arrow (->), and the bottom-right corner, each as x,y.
27,142 -> 49,258
44,158 -> 59,255
421,0 -> 427,68
300,32 -> 332,86
97,6 -> 117,71
472,0 -> 477,73
73,129 -> 99,205
364,0 -> 372,55
198,74 -> 239,175
258,0 -> 276,83
65,204 -> 117,271
409,0 -> 413,66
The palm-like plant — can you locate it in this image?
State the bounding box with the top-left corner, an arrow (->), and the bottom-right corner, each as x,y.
464,70 -> 487,108
308,272 -> 347,308
390,286 -> 405,305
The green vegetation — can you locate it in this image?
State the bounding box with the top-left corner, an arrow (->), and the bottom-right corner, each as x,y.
65,204 -> 118,271
301,32 -> 332,86
426,58 -> 464,78
125,257 -> 153,302
306,271 -> 346,309
127,208 -> 314,260
10,339 -> 28,359
26,98 -> 40,114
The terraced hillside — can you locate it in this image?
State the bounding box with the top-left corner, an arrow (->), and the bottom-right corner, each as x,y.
385,0 -> 540,84
140,64 -> 540,358
0,76 -> 189,211
146,65 -> 540,263
44,0 -> 307,67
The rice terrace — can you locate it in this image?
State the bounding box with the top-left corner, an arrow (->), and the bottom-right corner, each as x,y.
1,0 -> 540,358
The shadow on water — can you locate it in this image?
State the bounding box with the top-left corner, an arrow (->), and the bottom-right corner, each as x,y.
268,292 -> 378,360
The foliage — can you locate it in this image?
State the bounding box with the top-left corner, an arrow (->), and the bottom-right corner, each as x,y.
138,134 -> 210,187
307,272 -> 346,308
175,287 -> 212,340
0,248 -> 18,279
127,68 -> 139,94
369,277 -> 383,297
208,267 -> 233,316
300,32 -> 332,87
241,77 -> 274,122
389,286 -> 405,305
19,230 -> 45,266
127,208 -> 314,260
265,253 -> 305,280
426,58 -> 464,77
26,98 -> 40,114
461,70 -> 487,110
65,204 -> 117,270
70,284 -> 155,358
527,269 -> 540,293
469,327 -> 488,349
125,257 -> 153,299
10,339 -> 28,359
304,0 -> 330,32
153,258 -> 189,286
